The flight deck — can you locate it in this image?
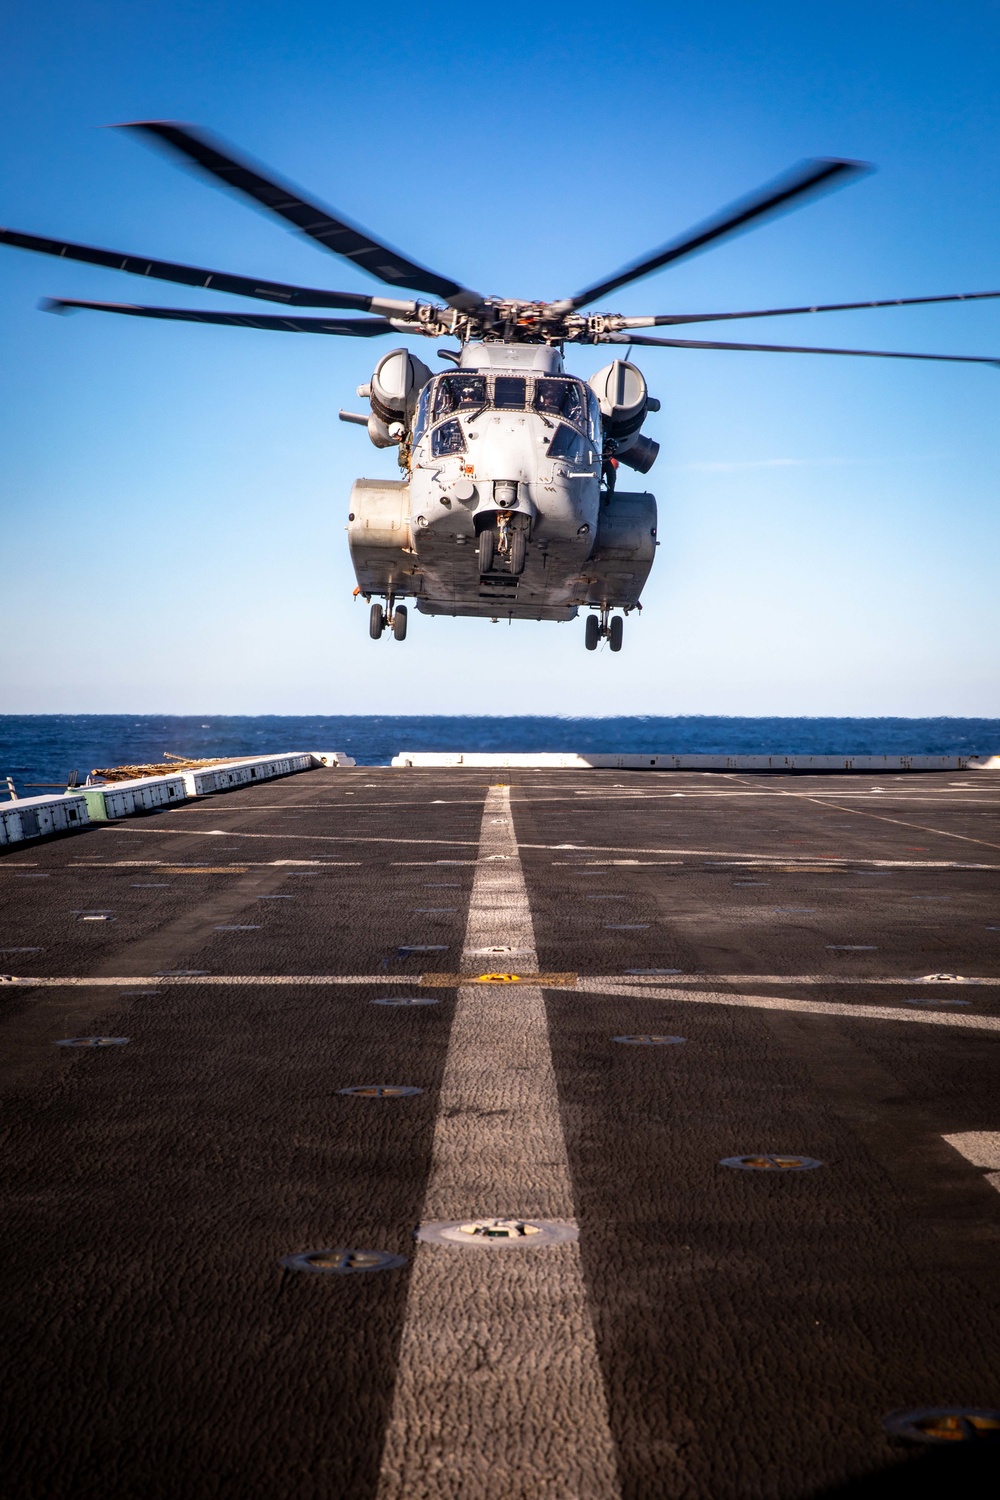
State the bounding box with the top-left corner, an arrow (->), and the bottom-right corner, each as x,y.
1,766 -> 999,1497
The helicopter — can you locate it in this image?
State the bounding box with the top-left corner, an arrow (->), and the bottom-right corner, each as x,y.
3,124 -> 999,651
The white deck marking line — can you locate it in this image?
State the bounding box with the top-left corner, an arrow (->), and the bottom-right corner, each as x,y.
6,972 -> 999,997
172,800 -> 489,809
724,775 -> 1000,854
95,826 -> 1000,867
578,981 -> 1000,1033
512,792 -> 1000,806
163,792 -> 1000,807
942,1132 -> 1000,1193
60,860 -> 363,869
377,786 -> 620,1500
0,975 -> 417,987
798,801 -> 1000,851
530,843 -> 999,869
592,974 -> 1000,987
104,827 -> 478,848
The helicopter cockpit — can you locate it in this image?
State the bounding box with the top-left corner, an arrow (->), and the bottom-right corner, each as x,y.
415,372 -> 600,464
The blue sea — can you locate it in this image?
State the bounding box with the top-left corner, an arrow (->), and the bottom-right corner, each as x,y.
1,715 -> 997,798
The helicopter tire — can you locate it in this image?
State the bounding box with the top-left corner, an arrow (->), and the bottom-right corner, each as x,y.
369,603 -> 385,639
392,605 -> 408,641
508,528 -> 526,575
609,615 -> 624,652
478,527 -> 495,574
585,614 -> 600,651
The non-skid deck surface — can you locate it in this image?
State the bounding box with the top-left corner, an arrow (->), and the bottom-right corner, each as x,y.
1,768 -> 999,1497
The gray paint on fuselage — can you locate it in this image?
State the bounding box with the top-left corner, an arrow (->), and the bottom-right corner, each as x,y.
408,343 -> 600,619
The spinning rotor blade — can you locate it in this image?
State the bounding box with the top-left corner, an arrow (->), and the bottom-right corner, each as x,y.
122,121 -> 481,310
43,298 -> 397,335
623,288 -> 1000,327
0,226 -> 418,313
611,331 -> 1000,366
564,158 -> 869,311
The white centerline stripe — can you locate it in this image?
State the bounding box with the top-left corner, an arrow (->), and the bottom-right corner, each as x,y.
377,786 -> 620,1499
942,1132 -> 1000,1193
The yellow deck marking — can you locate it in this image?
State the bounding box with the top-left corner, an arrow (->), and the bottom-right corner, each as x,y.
420,971 -> 578,988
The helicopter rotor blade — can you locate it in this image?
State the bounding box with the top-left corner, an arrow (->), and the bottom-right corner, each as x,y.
0,226 -> 420,313
607,331 -> 1000,366
42,298 -> 400,335
561,158 -> 870,312
120,121 -> 482,311
619,288 -> 1000,327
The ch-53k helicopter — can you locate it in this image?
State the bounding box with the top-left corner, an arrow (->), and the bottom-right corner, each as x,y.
3,124 -> 999,651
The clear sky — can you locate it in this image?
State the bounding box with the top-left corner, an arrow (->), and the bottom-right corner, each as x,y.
1,1 -> 998,715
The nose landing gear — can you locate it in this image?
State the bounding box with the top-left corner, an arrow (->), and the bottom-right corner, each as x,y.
477,511 -> 528,578
585,608 -> 624,652
496,511 -> 526,575
369,596 -> 408,641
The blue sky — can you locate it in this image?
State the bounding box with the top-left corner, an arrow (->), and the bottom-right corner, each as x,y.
1,1 -> 998,715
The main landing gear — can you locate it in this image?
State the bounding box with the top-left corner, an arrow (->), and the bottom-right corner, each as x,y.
585,608 -> 624,652
370,597 -> 407,641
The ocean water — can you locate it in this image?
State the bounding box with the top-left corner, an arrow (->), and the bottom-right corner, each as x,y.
1,715 -> 997,797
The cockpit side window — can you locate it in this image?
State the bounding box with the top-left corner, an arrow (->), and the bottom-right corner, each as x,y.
493,376 -> 527,409
432,374 -> 487,420
534,378 -> 586,429
586,387 -> 602,442
431,418 -> 467,457
413,383 -> 431,443
547,423 -> 589,465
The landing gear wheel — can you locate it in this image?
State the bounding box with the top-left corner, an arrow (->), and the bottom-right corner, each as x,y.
585,614 -> 600,651
478,527 -> 495,574
609,615 -> 624,652
392,605 -> 408,641
508,528 -> 526,575
369,603 -> 385,639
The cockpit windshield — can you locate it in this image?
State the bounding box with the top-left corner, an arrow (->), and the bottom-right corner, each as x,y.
420,372 -> 590,439
493,376 -> 527,408
533,378 -> 585,428
432,374 -> 487,419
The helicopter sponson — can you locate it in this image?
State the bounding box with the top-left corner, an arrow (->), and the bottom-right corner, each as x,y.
9,123 -> 999,651
346,343 -> 658,648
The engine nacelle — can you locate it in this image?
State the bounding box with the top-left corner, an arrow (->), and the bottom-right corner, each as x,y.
583,489 -> 657,609
359,348 -> 432,448
588,359 -> 659,471
617,433 -> 660,474
347,478 -> 416,596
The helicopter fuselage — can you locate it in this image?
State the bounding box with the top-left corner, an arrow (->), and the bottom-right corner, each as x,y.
348,342 -> 658,632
